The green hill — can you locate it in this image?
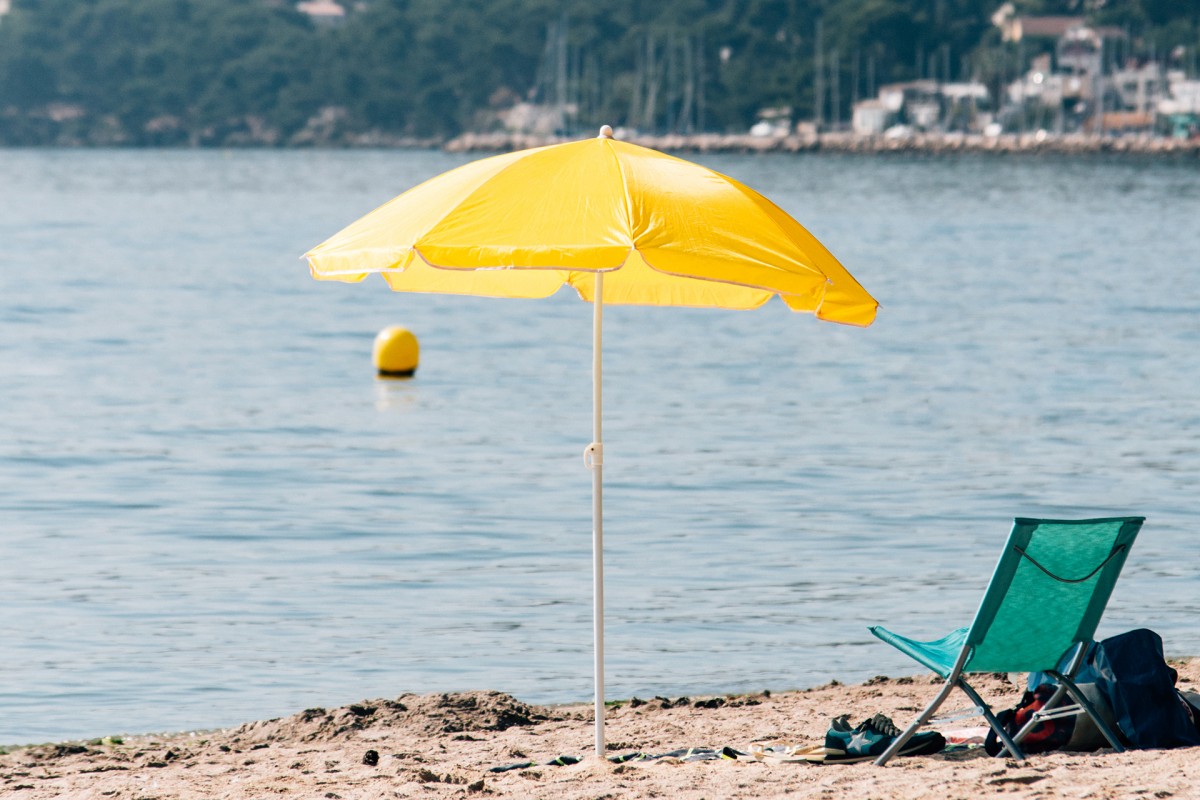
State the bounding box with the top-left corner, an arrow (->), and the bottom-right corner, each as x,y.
0,0 -> 1197,145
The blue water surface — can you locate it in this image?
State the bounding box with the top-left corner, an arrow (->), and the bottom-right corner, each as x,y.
1,148 -> 1198,743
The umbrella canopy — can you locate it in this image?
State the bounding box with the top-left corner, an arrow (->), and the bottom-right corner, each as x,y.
307,128 -> 876,324
305,126 -> 877,756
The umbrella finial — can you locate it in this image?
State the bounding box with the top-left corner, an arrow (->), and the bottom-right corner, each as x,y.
597,125 -> 614,139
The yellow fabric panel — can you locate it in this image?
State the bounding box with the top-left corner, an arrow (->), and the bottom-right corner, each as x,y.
303,135 -> 877,325
417,139 -> 633,270
381,258 -> 569,299
567,253 -> 772,309
306,147 -> 535,277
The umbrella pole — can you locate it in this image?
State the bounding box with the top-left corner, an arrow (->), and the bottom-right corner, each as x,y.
589,272 -> 605,759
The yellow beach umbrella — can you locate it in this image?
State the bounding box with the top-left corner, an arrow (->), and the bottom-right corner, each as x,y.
305,126 -> 877,756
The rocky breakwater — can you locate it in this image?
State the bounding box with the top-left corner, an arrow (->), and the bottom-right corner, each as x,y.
445,129 -> 1200,157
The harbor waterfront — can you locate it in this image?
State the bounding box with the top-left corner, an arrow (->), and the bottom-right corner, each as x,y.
2,147 -> 1199,745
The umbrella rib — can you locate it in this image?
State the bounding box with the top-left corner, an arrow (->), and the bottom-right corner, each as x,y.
411,247 -> 629,273
634,253 -> 820,303
723,175 -> 839,278
604,139 -> 639,271
712,178 -> 873,319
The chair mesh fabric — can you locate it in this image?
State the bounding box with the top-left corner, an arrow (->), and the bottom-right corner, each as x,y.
965,518 -> 1141,673
868,625 -> 968,678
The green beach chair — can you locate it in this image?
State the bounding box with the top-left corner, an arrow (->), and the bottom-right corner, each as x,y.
869,516 -> 1144,765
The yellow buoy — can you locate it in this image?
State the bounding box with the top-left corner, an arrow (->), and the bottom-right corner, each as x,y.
372,326 -> 419,378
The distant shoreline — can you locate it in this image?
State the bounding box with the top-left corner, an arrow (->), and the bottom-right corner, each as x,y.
4,130 -> 1199,157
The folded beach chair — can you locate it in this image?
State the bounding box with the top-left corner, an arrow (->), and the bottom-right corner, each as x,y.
869,516 -> 1144,765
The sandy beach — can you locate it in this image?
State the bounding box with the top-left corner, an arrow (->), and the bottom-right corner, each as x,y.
3,660 -> 1196,800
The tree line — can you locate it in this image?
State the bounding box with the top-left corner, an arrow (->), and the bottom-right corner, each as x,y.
0,0 -> 1197,145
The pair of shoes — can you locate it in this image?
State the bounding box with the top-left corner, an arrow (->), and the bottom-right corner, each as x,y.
821,713 -> 946,763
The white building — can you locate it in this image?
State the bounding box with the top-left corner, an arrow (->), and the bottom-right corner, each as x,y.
851,100 -> 888,136
850,80 -> 992,135
1056,26 -> 1102,75
1160,72 -> 1200,115
1111,63 -> 1166,115
296,1 -> 346,26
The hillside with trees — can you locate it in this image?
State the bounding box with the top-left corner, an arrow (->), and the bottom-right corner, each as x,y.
0,0 -> 1197,145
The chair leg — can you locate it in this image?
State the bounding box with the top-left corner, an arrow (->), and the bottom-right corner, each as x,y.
1012,682 -> 1069,745
874,679 -> 956,766
1053,674 -> 1126,753
958,679 -> 1027,763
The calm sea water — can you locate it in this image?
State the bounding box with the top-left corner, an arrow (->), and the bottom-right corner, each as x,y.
1,147 -> 1199,744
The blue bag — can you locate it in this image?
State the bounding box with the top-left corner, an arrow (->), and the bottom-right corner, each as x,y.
1090,628 -> 1200,749
1029,628 -> 1200,750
